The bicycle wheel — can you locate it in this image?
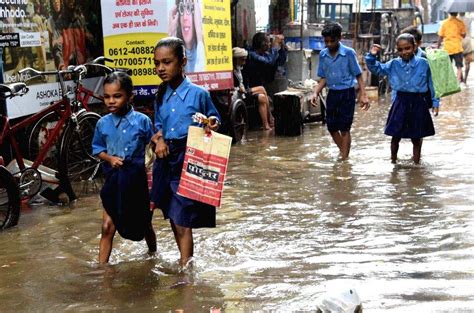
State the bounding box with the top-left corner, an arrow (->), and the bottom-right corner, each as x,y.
58,112 -> 102,198
27,111 -> 63,170
0,167 -> 21,230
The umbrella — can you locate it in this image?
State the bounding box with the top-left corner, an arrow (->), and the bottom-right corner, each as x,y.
444,0 -> 474,13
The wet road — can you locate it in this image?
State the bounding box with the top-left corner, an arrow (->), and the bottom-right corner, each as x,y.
1,81 -> 474,312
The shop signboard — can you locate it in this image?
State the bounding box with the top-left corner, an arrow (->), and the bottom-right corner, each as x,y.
100,0 -> 233,96
0,1 -> 103,118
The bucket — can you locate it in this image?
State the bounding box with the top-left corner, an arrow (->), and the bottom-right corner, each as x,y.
366,86 -> 378,102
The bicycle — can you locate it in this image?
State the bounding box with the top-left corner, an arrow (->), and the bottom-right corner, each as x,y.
0,83 -> 27,229
26,57 -> 127,198
0,64 -> 100,209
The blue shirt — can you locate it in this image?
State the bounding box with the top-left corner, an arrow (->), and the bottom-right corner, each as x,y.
317,43 -> 362,90
92,108 -> 154,160
154,77 -> 220,140
365,54 -> 439,108
244,47 -> 287,87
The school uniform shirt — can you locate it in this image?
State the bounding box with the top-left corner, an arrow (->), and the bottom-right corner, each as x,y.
317,43 -> 362,90
438,16 -> 467,55
92,108 -> 154,160
390,48 -> 429,102
365,54 -> 439,108
154,77 -> 220,140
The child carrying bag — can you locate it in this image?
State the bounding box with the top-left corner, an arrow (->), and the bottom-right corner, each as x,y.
426,48 -> 461,98
177,126 -> 232,207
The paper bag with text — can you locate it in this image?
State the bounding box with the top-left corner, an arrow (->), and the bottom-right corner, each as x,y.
177,126 -> 232,207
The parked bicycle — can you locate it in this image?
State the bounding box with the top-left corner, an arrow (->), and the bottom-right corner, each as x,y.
0,83 -> 27,229
26,57 -> 129,198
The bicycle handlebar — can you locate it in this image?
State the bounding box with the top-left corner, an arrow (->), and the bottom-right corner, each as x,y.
91,56 -> 114,64
0,83 -> 29,100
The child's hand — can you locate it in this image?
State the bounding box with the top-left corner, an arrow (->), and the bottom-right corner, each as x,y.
205,116 -> 220,133
311,90 -> 321,107
370,44 -> 382,55
109,156 -> 123,168
432,107 -> 439,116
154,139 -> 169,158
359,94 -> 370,110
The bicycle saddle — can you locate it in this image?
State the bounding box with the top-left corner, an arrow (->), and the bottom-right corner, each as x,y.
0,83 -> 28,99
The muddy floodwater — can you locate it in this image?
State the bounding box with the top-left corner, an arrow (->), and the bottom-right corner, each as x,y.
1,82 -> 473,312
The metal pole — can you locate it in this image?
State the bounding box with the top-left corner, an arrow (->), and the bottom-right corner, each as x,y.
300,0 -> 304,50
0,48 -> 6,116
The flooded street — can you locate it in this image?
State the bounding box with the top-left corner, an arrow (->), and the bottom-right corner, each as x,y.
1,81 -> 474,312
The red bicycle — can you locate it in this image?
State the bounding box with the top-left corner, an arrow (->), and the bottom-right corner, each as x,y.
0,65 -> 101,218
26,57 -> 126,198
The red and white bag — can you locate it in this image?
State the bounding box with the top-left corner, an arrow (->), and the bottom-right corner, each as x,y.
177,126 -> 232,207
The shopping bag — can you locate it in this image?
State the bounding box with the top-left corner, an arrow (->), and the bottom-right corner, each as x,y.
426,48 -> 461,98
177,126 -> 232,207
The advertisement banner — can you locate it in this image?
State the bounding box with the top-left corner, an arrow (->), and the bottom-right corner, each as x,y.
1,1 -> 103,118
100,0 -> 233,94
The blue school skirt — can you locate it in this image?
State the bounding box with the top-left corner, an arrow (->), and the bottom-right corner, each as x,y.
150,138 -> 216,228
385,91 -> 435,139
100,158 -> 152,241
325,87 -> 356,132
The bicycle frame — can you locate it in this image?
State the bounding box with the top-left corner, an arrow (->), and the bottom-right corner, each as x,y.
76,82 -> 103,111
0,98 -> 71,172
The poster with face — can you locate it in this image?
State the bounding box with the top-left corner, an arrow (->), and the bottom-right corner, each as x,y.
101,0 -> 233,94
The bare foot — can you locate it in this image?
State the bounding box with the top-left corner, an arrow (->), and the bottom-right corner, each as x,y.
269,116 -> 275,128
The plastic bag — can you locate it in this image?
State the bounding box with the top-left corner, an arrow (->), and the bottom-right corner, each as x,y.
426,48 -> 461,98
177,126 -> 232,207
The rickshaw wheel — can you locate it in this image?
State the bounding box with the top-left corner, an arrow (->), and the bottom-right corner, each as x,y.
230,99 -> 248,143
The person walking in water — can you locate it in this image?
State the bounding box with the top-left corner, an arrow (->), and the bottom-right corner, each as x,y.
92,72 -> 157,264
366,34 -> 439,165
150,37 -> 220,268
437,12 -> 467,83
312,22 -> 370,160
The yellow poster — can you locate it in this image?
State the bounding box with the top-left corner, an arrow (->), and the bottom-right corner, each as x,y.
101,0 -> 233,94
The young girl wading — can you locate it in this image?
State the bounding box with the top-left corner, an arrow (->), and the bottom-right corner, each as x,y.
92,72 -> 157,264
365,34 -> 440,164
150,37 -> 220,267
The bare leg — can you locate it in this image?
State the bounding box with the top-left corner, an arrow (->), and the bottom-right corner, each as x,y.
170,221 -> 194,266
257,94 -> 271,130
391,137 -> 401,164
99,210 -> 116,264
464,58 -> 470,83
457,66 -> 463,82
329,131 -> 343,151
144,222 -> 157,253
411,138 -> 423,164
340,131 -> 352,159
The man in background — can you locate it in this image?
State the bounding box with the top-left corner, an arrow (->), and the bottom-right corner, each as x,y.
437,12 -> 467,83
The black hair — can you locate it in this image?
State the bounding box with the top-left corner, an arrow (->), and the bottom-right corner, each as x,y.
396,33 -> 416,47
400,25 -> 422,43
154,36 -> 186,104
322,22 -> 342,38
154,36 -> 186,62
103,71 -> 134,97
252,32 -> 268,50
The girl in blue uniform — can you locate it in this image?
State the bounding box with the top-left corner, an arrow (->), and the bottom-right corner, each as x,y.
150,37 -> 220,267
92,72 -> 157,264
365,34 -> 440,164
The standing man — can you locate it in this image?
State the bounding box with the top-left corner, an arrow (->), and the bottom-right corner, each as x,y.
437,12 -> 467,83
